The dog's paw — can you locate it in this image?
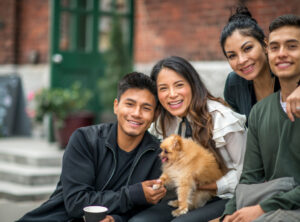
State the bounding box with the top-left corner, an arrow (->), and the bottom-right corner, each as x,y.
152,184 -> 160,190
159,175 -> 168,184
172,207 -> 188,217
168,200 -> 179,208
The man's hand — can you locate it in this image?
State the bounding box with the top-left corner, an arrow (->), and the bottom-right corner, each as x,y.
286,85 -> 300,122
142,179 -> 166,204
223,205 -> 264,222
100,215 -> 114,222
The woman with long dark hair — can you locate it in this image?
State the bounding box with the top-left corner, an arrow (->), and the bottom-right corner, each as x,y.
129,56 -> 247,222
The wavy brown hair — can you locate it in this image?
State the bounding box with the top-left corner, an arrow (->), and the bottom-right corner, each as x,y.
151,56 -> 228,173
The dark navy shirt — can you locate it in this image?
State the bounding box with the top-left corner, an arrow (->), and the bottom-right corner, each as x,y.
224,72 -> 280,125
108,144 -> 138,191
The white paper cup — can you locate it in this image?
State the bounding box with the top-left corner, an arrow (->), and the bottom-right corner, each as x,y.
83,206 -> 108,222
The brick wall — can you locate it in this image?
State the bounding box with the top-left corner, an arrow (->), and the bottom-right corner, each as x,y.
1,0 -> 299,65
0,0 -> 17,64
0,0 -> 49,65
134,0 -> 300,63
16,0 -> 49,64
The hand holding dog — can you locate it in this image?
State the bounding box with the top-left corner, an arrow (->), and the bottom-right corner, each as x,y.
142,179 -> 166,204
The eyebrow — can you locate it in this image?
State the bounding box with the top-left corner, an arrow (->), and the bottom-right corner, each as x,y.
158,80 -> 184,87
125,98 -> 154,108
241,41 -> 252,49
225,41 -> 252,54
269,39 -> 299,45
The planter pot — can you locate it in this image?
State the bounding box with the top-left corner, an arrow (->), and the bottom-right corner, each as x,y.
54,111 -> 95,148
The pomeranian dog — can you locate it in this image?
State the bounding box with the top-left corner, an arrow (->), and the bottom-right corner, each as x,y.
155,134 -> 224,217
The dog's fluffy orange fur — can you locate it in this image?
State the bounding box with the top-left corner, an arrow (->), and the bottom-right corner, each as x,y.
159,134 -> 224,217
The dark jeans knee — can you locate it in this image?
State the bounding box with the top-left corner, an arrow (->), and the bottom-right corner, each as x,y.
128,214 -> 154,222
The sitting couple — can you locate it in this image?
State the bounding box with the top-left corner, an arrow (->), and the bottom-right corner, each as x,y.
18,13 -> 300,222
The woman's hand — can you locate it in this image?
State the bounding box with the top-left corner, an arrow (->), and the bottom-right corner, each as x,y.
286,85 -> 300,122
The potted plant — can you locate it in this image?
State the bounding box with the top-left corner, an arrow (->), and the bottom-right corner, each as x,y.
34,82 -> 94,148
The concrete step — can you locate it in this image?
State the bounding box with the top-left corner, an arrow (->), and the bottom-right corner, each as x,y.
0,138 -> 63,167
0,138 -> 63,201
0,181 -> 56,201
0,162 -> 61,186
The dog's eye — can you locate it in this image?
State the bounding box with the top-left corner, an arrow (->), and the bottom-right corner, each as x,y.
164,150 -> 168,154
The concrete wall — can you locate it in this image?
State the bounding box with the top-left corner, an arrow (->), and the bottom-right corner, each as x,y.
0,65 -> 49,98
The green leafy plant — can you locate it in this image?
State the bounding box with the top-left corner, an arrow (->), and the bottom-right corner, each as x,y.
98,14 -> 132,112
34,82 -> 92,128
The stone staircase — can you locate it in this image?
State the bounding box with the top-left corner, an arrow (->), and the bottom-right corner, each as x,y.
0,138 -> 63,201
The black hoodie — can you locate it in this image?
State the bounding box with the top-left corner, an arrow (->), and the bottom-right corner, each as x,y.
18,122 -> 162,222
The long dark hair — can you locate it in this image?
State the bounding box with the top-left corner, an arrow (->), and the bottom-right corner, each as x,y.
151,56 -> 228,173
220,6 -> 266,57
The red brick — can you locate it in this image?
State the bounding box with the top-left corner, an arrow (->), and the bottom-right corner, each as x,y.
134,0 -> 300,62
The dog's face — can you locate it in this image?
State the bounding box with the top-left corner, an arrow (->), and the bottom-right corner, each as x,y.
160,134 -> 183,164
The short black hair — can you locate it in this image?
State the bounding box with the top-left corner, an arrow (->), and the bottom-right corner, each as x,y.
220,6 -> 266,57
269,14 -> 300,33
117,72 -> 157,105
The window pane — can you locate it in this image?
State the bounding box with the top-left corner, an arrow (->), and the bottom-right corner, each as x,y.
98,16 -> 112,52
77,14 -> 88,51
98,16 -> 130,53
59,12 -> 71,51
77,0 -> 93,10
99,0 -> 113,12
61,0 -> 76,9
61,0 -> 71,8
120,17 -> 130,46
116,0 -> 129,13
60,12 -> 92,52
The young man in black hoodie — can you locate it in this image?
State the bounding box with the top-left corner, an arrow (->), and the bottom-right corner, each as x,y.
18,72 -> 166,222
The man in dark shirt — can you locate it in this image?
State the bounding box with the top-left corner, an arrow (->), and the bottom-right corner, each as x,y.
18,72 -> 166,222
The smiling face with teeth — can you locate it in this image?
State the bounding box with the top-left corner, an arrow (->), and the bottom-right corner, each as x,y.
268,26 -> 300,80
156,68 -> 192,117
114,88 -> 156,141
224,30 -> 269,81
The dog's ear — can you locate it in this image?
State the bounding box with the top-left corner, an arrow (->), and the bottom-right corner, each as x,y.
172,135 -> 183,151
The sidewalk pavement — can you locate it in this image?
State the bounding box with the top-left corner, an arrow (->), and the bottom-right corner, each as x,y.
0,198 -> 45,222
0,137 -> 62,222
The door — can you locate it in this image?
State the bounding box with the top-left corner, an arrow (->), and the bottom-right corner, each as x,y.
50,0 -> 134,117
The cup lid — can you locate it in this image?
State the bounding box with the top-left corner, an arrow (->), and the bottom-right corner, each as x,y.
83,206 -> 108,213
